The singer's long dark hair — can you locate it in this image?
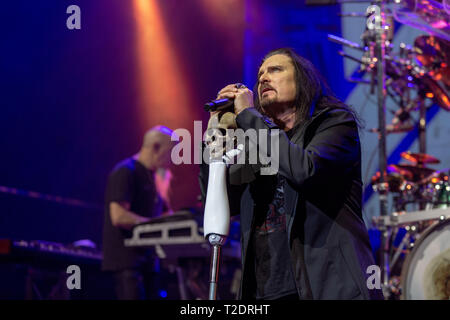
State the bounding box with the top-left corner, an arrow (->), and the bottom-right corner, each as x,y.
253,48 -> 360,127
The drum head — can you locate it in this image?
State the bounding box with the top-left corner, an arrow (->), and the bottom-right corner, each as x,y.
401,219 -> 450,299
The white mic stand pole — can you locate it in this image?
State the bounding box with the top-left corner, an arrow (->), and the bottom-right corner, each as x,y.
203,144 -> 242,300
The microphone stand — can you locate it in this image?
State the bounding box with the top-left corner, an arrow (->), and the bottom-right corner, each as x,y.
203,140 -> 242,300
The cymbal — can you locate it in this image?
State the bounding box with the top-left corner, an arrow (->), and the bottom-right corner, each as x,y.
414,35 -> 449,88
388,164 -> 413,180
414,36 -> 450,111
419,75 -> 450,111
418,168 -> 450,185
390,164 -> 436,180
401,151 -> 441,164
393,2 -> 450,43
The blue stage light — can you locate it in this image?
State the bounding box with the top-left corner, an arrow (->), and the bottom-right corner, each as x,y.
159,290 -> 167,298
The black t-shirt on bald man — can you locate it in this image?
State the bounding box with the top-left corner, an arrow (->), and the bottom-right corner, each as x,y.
102,157 -> 167,271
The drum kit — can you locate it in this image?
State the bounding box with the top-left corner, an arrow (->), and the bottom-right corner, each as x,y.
328,0 -> 450,299
371,152 -> 450,299
371,152 -> 449,212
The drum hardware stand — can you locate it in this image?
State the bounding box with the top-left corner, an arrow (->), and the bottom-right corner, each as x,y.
389,225 -> 418,271
417,96 -> 427,155
389,233 -> 406,271
329,3 -> 391,297
369,0 -> 392,298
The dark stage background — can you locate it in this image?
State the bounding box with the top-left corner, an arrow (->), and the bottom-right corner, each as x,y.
0,0 -> 345,247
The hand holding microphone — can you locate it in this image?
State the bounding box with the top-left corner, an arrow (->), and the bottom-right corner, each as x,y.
204,84 -> 250,152
204,83 -> 254,116
205,83 -> 252,156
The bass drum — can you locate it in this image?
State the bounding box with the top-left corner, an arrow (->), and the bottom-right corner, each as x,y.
401,219 -> 450,299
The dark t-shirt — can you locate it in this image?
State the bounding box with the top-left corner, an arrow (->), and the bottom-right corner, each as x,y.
102,158 -> 166,271
249,129 -> 297,300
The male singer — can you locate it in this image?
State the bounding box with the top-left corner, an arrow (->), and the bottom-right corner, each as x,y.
199,48 -> 384,300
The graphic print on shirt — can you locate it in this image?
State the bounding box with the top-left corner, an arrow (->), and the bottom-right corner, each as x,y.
254,176 -> 286,235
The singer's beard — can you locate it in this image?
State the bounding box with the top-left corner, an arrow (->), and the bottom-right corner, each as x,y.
260,96 -> 277,111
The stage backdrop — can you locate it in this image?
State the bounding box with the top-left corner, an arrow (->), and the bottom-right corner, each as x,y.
1,0 -> 447,249
0,0 -> 244,245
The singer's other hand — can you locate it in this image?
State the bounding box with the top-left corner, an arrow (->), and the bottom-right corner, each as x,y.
216,83 -> 254,115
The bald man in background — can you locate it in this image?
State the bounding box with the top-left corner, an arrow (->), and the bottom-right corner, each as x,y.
102,126 -> 176,300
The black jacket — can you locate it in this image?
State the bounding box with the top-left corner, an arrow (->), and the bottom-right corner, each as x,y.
199,106 -> 384,300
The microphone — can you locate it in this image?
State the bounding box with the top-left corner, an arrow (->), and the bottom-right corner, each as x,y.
204,98 -> 234,112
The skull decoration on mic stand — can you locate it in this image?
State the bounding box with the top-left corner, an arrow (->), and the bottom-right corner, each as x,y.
203,107 -> 243,300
